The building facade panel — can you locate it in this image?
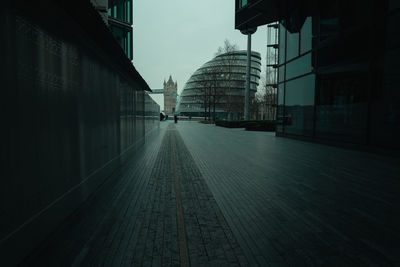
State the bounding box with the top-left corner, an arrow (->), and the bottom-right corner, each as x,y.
245,0 -> 400,150
0,2 -> 159,265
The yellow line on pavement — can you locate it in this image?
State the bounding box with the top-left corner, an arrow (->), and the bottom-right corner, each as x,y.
171,131 -> 190,267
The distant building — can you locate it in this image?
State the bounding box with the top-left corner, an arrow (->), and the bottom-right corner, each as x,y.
148,89 -> 165,109
176,51 -> 261,120
164,76 -> 178,116
91,0 -> 133,59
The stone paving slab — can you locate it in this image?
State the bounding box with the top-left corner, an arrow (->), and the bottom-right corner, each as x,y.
177,121 -> 400,266
20,121 -> 400,266
21,122 -> 247,266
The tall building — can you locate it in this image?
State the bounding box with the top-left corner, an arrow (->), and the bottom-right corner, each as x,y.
176,51 -> 261,120
1,1 -> 159,265
91,0 -> 133,59
163,75 -> 178,116
235,0 -> 400,151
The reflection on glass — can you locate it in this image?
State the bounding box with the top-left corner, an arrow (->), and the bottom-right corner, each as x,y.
286,31 -> 299,61
286,53 -> 312,80
319,17 -> 340,42
316,72 -> 368,143
284,74 -> 315,136
276,84 -> 285,133
300,17 -> 312,54
278,83 -> 284,105
279,65 -> 285,82
279,23 -> 286,64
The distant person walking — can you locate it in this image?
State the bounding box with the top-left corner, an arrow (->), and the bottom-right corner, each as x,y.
174,115 -> 178,124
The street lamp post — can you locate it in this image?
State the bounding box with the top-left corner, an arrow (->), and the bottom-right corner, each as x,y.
241,27 -> 257,120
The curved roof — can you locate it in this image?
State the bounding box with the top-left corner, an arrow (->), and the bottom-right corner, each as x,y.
176,50 -> 261,114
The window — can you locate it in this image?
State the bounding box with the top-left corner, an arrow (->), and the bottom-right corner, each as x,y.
300,17 -> 312,54
284,74 -> 315,136
276,83 -> 285,133
279,23 -> 286,64
286,53 -> 312,80
286,31 -> 299,61
110,23 -> 133,60
278,65 -> 285,82
238,0 -> 248,8
108,0 -> 132,23
315,72 -> 369,143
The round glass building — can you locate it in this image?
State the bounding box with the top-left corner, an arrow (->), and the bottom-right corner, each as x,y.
176,50 -> 261,120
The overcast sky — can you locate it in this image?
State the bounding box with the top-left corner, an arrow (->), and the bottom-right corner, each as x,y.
133,0 -> 267,98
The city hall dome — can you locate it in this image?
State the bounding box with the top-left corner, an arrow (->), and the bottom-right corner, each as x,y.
176,50 -> 261,120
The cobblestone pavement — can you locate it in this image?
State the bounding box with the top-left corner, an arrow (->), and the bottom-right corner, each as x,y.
21,122 -> 247,266
21,121 -> 400,266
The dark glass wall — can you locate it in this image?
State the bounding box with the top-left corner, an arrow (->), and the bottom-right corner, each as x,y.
0,4 -> 159,265
277,17 -> 314,136
369,1 -> 400,150
284,74 -> 315,136
313,0 -> 382,145
315,72 -> 369,143
276,1 -> 399,150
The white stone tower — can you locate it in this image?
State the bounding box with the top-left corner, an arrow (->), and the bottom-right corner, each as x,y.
163,75 -> 178,116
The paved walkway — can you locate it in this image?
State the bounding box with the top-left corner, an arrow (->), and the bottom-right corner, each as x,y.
22,121 -> 400,266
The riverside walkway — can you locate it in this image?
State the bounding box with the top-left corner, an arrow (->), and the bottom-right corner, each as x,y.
22,121 -> 400,266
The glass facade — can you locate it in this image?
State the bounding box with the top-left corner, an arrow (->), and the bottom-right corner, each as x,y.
279,24 -> 286,65
110,23 -> 132,59
285,53 -> 312,80
284,74 -> 315,136
235,1 -> 400,150
108,0 -> 133,60
316,72 -> 369,143
275,2 -> 399,150
277,83 -> 284,132
277,17 -> 314,136
300,17 -> 312,54
286,31 -> 299,61
108,0 -> 132,24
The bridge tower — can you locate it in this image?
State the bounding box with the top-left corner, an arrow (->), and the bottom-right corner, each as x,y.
163,75 -> 178,116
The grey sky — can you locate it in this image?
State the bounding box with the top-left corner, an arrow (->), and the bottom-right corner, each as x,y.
133,0 -> 267,97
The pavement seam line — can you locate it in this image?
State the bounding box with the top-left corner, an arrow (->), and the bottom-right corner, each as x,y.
171,129 -> 190,267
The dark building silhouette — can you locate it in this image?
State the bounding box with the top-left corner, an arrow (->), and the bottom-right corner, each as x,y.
235,0 -> 400,151
1,0 -> 159,265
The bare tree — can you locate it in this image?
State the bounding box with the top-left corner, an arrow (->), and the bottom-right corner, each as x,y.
192,39 -> 241,121
264,23 -> 278,121
215,39 -> 240,120
251,60 -> 277,121
195,66 -> 224,121
251,77 -> 266,119
192,72 -> 212,120
264,48 -> 277,120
